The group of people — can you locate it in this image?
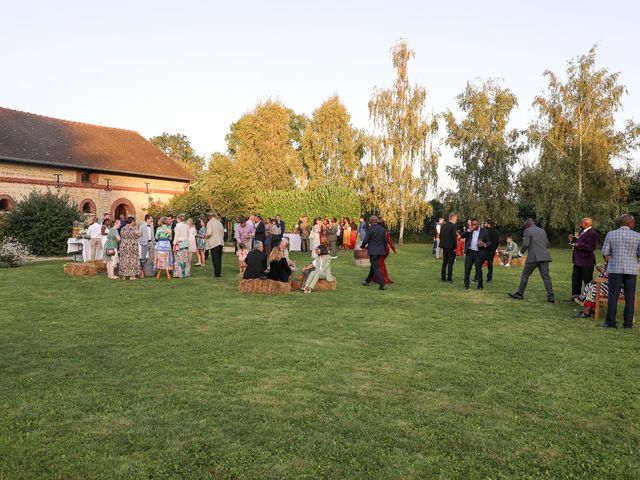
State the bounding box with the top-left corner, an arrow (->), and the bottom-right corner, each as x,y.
97,212 -> 222,280
295,216 -> 362,255
437,212 -> 640,329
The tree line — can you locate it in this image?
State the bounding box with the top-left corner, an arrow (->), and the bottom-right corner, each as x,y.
151,42 -> 640,244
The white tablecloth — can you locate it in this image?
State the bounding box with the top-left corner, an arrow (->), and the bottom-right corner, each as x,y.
67,237 -> 107,262
283,233 -> 301,252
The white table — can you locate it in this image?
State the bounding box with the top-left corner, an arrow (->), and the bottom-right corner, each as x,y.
283,233 -> 301,252
67,237 -> 107,262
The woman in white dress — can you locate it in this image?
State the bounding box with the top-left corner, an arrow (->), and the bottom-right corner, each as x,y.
186,218 -> 198,266
309,217 -> 322,258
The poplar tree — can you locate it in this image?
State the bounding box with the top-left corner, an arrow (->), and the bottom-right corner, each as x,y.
525,46 -> 639,230
301,95 -> 362,189
366,40 -> 439,245
444,79 -> 524,225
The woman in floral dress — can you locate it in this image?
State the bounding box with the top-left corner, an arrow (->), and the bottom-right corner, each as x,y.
118,217 -> 141,279
172,213 -> 191,278
154,217 -> 173,280
195,217 -> 207,267
103,219 -> 121,279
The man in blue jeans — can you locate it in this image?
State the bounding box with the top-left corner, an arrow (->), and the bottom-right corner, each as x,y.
601,214 -> 640,329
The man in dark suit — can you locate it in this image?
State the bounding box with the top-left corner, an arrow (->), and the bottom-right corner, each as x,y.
484,219 -> 499,283
361,216 -> 387,290
569,217 -> 598,299
254,216 -> 266,245
439,212 -> 458,282
508,218 -> 555,303
243,241 -> 268,279
460,218 -> 491,290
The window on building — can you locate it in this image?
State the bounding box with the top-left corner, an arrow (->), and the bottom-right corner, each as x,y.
80,171 -> 91,183
0,196 -> 15,211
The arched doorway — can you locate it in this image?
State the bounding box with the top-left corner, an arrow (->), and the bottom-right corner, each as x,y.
0,195 -> 16,212
110,198 -> 136,220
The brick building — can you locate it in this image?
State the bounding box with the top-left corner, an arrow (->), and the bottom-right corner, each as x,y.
0,107 -> 192,220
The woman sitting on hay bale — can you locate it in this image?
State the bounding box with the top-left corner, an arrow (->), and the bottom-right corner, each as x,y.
301,245 -> 333,293
267,245 -> 292,283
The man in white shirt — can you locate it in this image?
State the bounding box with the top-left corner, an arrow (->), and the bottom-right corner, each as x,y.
87,217 -> 103,260
435,217 -> 444,259
138,214 -> 155,268
205,212 -> 225,278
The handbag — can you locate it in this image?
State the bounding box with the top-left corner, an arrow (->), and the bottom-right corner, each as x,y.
178,240 -> 189,249
106,248 -> 116,256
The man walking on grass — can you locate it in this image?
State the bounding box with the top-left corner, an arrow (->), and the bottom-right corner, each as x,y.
439,212 -> 458,282
600,214 -> 640,329
508,218 -> 555,303
361,216 -> 386,290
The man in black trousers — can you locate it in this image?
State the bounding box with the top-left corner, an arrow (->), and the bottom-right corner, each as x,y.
361,216 -> 387,290
439,212 -> 458,282
484,219 -> 499,283
460,218 -> 491,290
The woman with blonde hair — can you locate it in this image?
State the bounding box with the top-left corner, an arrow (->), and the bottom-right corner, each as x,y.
267,245 -> 292,282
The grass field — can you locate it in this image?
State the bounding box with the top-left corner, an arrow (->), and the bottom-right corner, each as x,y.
1,245 -> 639,479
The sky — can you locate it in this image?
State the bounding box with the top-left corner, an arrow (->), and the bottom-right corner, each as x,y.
2,0 -> 639,192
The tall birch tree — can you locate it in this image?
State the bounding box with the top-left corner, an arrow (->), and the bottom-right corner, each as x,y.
366,40 -> 439,245
525,46 -> 639,230
444,79 -> 524,225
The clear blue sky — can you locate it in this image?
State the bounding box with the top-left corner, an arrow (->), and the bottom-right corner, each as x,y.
2,0 -> 638,190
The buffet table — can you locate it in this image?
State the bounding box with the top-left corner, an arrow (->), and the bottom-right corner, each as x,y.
283,233 -> 301,252
67,237 -> 107,262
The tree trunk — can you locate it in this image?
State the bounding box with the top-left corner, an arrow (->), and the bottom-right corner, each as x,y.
399,216 -> 405,246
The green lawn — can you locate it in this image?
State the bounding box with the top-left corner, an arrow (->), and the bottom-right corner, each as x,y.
1,246 -> 638,479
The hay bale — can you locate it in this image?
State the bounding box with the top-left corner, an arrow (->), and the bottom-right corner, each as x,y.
87,260 -> 107,273
64,262 -> 100,276
314,279 -> 337,291
239,278 -> 291,294
511,256 -> 527,266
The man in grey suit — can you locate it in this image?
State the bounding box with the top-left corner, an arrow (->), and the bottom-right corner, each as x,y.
139,214 -> 155,269
601,214 -> 640,329
508,218 -> 555,303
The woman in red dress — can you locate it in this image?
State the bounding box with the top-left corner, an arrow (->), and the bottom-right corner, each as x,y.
349,219 -> 357,249
456,231 -> 465,256
372,220 -> 396,285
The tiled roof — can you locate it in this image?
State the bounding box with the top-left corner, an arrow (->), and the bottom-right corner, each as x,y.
0,107 -> 193,182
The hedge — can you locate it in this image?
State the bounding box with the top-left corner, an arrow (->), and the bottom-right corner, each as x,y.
258,185 -> 361,231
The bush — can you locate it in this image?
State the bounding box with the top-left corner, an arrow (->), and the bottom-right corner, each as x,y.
258,185 -> 361,231
7,191 -> 81,256
0,212 -> 9,240
0,236 -> 31,267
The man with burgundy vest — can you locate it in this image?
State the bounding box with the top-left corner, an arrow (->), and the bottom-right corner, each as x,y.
569,217 -> 599,299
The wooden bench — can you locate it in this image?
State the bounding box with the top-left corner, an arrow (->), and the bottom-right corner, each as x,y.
593,277 -> 638,322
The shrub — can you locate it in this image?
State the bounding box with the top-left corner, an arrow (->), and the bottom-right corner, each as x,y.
7,191 -> 81,256
0,236 -> 31,267
258,185 -> 361,230
0,212 -> 9,240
